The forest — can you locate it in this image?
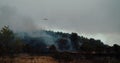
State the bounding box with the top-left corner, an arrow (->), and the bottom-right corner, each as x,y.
0,26 -> 120,63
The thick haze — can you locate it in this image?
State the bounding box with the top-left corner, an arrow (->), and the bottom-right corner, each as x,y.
0,0 -> 120,45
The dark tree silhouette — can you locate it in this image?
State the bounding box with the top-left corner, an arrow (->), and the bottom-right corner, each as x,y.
56,38 -> 70,51
0,26 -> 25,55
113,44 -> 120,59
0,26 -> 14,55
49,45 -> 57,53
70,33 -> 80,50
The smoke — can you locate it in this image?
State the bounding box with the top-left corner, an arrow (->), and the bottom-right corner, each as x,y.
0,5 -> 38,32
0,0 -> 120,45
0,5 -> 56,46
27,31 -> 56,45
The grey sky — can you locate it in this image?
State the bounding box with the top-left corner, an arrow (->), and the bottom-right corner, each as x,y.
0,0 -> 120,45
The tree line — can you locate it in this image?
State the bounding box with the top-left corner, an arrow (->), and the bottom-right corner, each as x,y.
0,26 -> 120,59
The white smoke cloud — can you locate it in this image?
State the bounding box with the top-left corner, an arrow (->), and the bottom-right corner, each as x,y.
0,0 -> 120,45
0,5 -> 40,32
